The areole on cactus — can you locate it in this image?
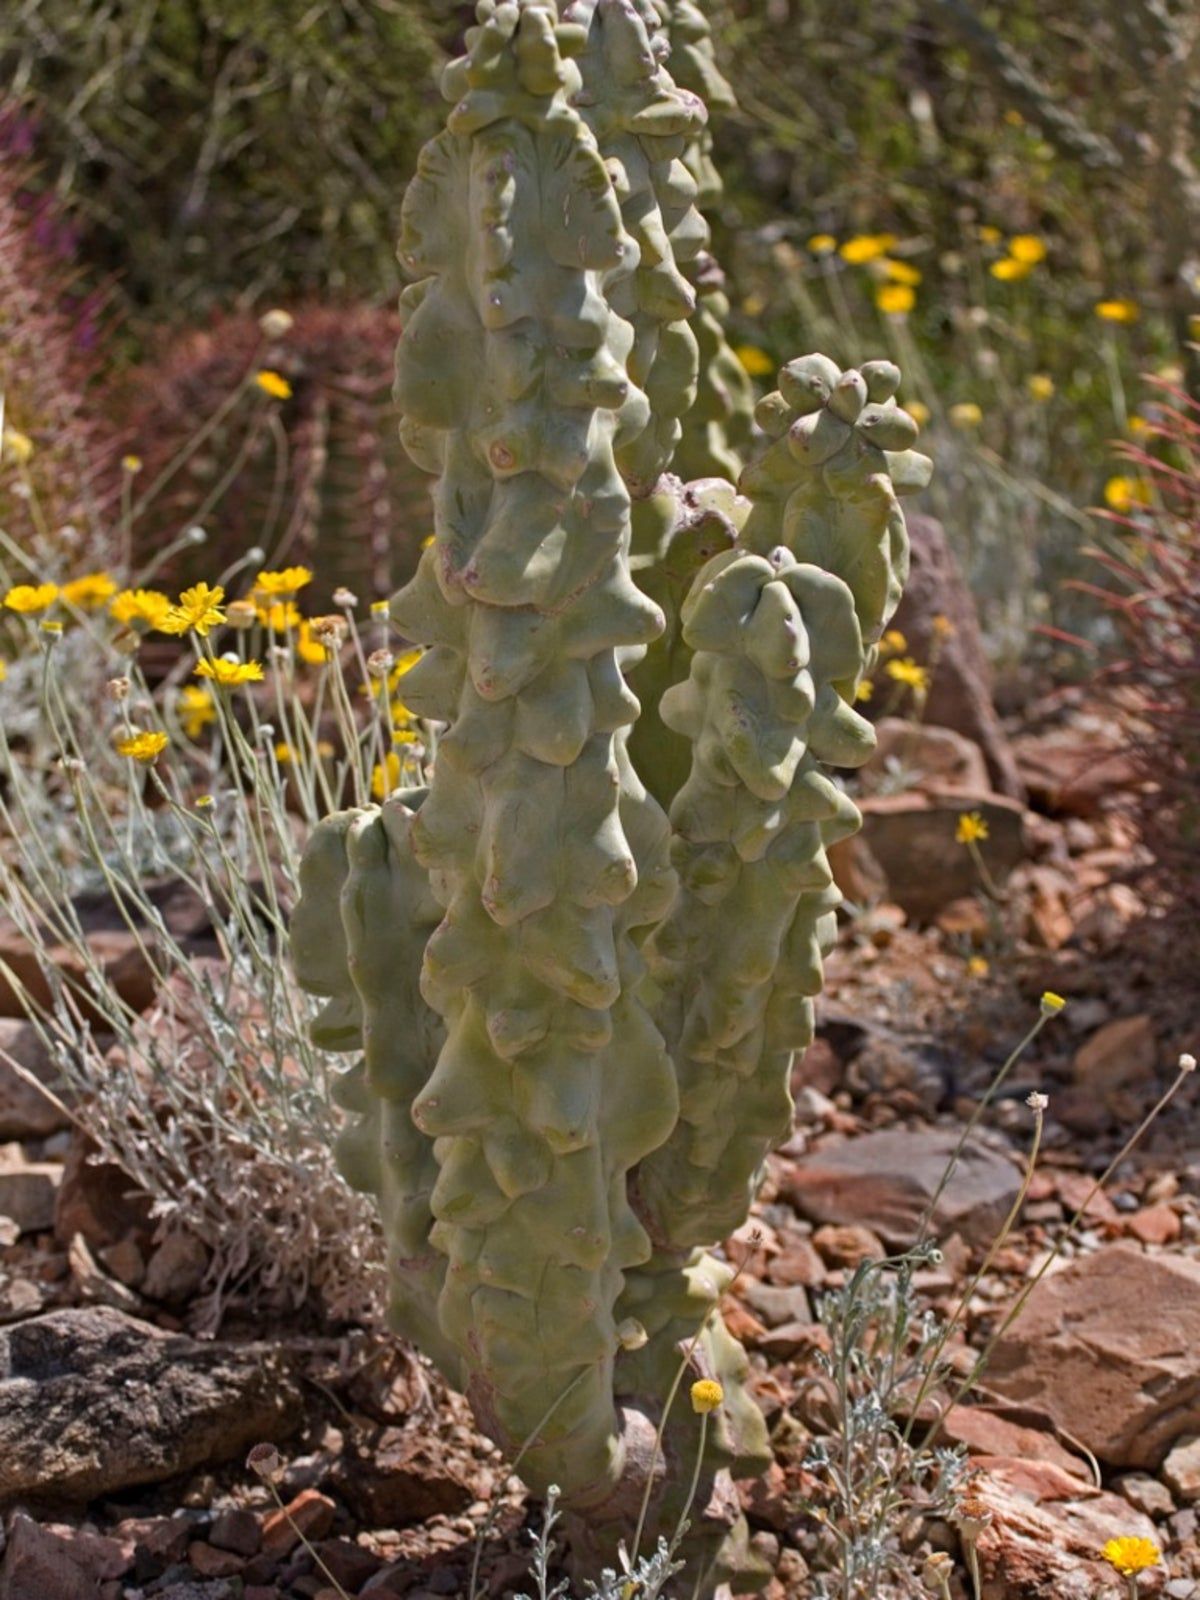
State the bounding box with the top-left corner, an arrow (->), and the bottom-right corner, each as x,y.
290,0 -> 931,1588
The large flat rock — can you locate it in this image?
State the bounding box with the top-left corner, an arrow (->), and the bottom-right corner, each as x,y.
986,1245 -> 1200,1469
0,1308 -> 304,1504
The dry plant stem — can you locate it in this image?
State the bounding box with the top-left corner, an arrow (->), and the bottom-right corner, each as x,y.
966,835 -> 1004,901
930,1060 -> 1194,1448
259,1477 -> 353,1600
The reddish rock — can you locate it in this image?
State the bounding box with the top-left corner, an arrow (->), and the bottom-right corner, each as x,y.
188,1541 -> 245,1579
864,718 -> 991,794
826,831 -> 889,907
811,1223 -> 885,1268
856,787 -> 1027,922
261,1490 -> 336,1557
0,1020 -> 71,1139
54,1136 -> 154,1252
0,1514 -> 97,1600
0,1154 -> 62,1234
310,1539 -> 384,1592
766,1236 -> 826,1289
208,1508 -> 261,1558
1163,1437 -> 1200,1504
986,1246 -> 1200,1469
1125,1204 -> 1183,1246
940,1406 -> 1090,1477
338,1426 -> 478,1528
1073,1015 -> 1157,1104
784,1126 -> 1020,1249
142,1230 -> 210,1306
116,1515 -> 193,1566
1053,1170 -> 1119,1224
1013,725 -> 1139,818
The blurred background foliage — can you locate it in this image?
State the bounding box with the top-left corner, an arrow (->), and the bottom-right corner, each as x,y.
2,0 -> 1198,678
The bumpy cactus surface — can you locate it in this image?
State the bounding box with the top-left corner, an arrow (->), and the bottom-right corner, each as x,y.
291,1 -> 931,1586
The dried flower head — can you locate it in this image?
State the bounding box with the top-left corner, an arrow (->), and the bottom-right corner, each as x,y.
367,649 -> 394,679
105,677 -> 131,703
332,587 -> 358,608
310,615 -> 348,645
259,309 -> 294,339
1026,1091 -> 1049,1112
1179,1053 -> 1196,1074
224,599 -> 259,630
246,1442 -> 284,1481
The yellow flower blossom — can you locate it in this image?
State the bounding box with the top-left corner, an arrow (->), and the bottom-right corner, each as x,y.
194,657 -> 264,688
274,742 -> 295,764
905,400 -> 930,428
160,582 -> 226,638
1095,299 -> 1139,324
3,582 -> 58,615
956,811 -> 989,845
177,685 -> 217,739
886,657 -> 930,693
372,750 -> 402,800
295,619 -> 330,665
854,679 -> 874,703
690,1379 -> 724,1414
253,565 -> 313,598
1101,1538 -> 1160,1577
3,427 -> 34,465
741,292 -> 766,316
840,233 -> 896,265
1128,415 -> 1151,437
1040,991 -> 1067,1015
257,600 -> 302,632
880,629 -> 908,657
882,258 -> 922,286
931,614 -> 956,641
967,956 -> 990,978
388,647 -> 422,690
1027,374 -> 1055,401
40,618 -> 63,636
62,572 -> 118,610
807,233 -> 837,255
1104,476 -> 1151,514
0,660 -> 6,682
977,225 -> 1002,245
111,587 -> 171,631
1008,235 -> 1046,264
990,257 -> 1032,282
254,369 -> 293,400
121,454 -> 143,474
734,344 -> 774,377
116,730 -> 169,763
876,284 -> 915,316
420,534 -> 435,550
949,402 -> 983,429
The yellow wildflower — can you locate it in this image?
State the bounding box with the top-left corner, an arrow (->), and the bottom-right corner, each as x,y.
840,234 -> 896,265
886,657 -> 930,693
160,582 -> 226,638
116,730 -> 168,763
690,1379 -> 724,1414
372,750 -> 402,800
392,726 -> 420,745
990,257 -> 1032,282
0,660 -> 6,682
3,427 -> 34,465
807,233 -> 837,255
1040,991 -> 1067,1015
956,811 -> 989,845
1008,235 -> 1047,264
274,742 -> 295,764
741,292 -> 766,316
967,956 -> 990,978
876,284 -> 915,316
3,582 -> 58,615
257,600 -> 302,632
62,572 -> 118,610
194,657 -> 264,688
880,629 -> 908,657
177,685 -> 217,739
905,400 -> 930,428
121,454 -> 143,474
296,619 -> 330,665
40,619 -> 63,636
1101,1538 -> 1160,1577
388,647 -> 422,690
931,614 -> 956,641
254,565 -> 313,598
370,599 -> 390,616
1004,108 -> 1024,126
1027,374 -> 1055,401
882,258 -> 922,286
949,402 -> 983,429
977,225 -> 1002,245
1128,415 -> 1151,438
1095,299 -> 1139,324
254,369 -> 293,400
1104,476 -> 1151,514
110,587 -> 171,631
854,679 -> 874,703
734,344 -> 774,377
420,534 -> 435,550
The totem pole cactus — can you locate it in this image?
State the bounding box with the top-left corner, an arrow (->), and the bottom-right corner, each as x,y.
291,2 -> 932,1589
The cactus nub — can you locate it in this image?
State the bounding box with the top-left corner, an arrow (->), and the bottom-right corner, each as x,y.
290,2 -> 932,1588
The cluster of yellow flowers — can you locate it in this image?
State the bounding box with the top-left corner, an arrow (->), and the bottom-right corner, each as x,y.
986,232 -> 1047,283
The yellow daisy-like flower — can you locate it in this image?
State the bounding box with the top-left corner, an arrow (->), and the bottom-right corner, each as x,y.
1040,991 -> 1067,1015
372,750 -> 402,800
1128,415 -> 1151,438
1027,374 -> 1055,401
690,1379 -> 724,1414
967,956 -> 990,978
1101,1537 -> 1160,1577
160,582 -> 226,638
111,587 -> 172,631
121,454 -> 143,474
3,582 -> 58,615
807,233 -> 837,255
194,657 -> 264,688
734,344 -> 774,377
977,224 -> 1002,245
255,369 -> 293,400
3,427 -> 34,465
1095,299 -> 1139,324
741,292 -> 766,317
990,257 -> 1032,282
882,258 -> 922,286
177,685 -> 217,739
420,534 -> 435,551
956,811 -> 989,845
1008,235 -> 1047,264
62,572 -> 118,610
880,629 -> 908,657
274,741 -> 295,764
854,679 -> 874,703
840,233 -> 896,265
1104,476 -> 1151,514
388,647 -> 423,691
905,400 -> 930,428
295,619 -> 330,665
254,565 -> 313,598
886,657 -> 930,693
257,600 -> 302,632
949,402 -> 983,429
931,614 -> 956,641
876,284 -> 915,316
0,660 -> 6,682
116,730 -> 169,763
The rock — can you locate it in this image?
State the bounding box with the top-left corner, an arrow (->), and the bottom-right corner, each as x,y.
889,514 -> 1025,798
1013,724 -> 1139,818
1125,1204 -> 1183,1247
1117,1473 -> 1176,1518
337,1427 -> 478,1528
740,1282 -> 811,1329
0,1513 -> 97,1600
260,1490 -> 336,1557
150,1582 -> 239,1600
766,1236 -> 826,1289
310,1539 -> 383,1593
783,1126 -> 1020,1249
1164,1438 -> 1200,1504
208,1509 -> 261,1558
0,1154 -> 62,1235
0,1021 -> 70,1140
987,1246 -> 1200,1468
756,1321 -> 817,1361
54,1137 -> 153,1252
863,718 -> 991,794
856,787 -> 1027,922
940,1405 -> 1090,1477
187,1542 -> 245,1579
141,1231 -> 209,1306
973,1457 -> 1161,1599
825,831 -> 889,907
1073,1015 -> 1157,1104
0,1307 -> 304,1503
811,1223 -> 885,1267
